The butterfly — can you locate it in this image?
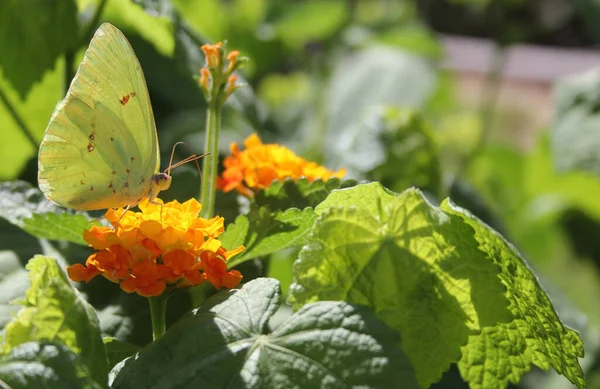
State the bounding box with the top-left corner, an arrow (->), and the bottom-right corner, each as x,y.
38,23 -> 199,211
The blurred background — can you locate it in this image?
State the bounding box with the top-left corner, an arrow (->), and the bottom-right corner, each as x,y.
3,0 -> 600,387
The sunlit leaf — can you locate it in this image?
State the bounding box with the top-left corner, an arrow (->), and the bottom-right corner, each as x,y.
291,182 -> 585,388
220,206 -> 317,268
3,256 -> 109,386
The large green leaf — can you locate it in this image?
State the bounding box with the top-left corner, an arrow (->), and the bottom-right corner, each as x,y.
290,183 -> 585,389
219,206 -> 317,268
3,256 -> 109,387
0,342 -> 103,389
552,68 -> 600,176
0,0 -> 79,98
442,201 -> 586,389
110,278 -> 418,389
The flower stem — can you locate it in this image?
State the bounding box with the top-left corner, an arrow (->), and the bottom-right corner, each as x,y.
148,294 -> 169,341
200,100 -> 222,219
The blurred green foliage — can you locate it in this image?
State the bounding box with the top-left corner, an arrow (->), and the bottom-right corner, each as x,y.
3,0 -> 600,387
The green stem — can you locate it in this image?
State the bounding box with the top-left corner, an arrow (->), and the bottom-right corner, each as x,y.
0,86 -> 37,149
200,100 -> 222,219
148,294 -> 169,341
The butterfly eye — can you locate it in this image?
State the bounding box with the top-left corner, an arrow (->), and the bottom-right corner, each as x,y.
154,173 -> 172,191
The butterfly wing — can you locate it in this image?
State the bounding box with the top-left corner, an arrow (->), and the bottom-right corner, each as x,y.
38,23 -> 160,210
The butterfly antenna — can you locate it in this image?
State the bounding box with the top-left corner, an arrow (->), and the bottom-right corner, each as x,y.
165,141 -> 209,189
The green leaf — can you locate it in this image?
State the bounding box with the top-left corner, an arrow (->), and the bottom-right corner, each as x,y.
324,107 -> 441,198
325,46 -> 436,170
274,0 -> 348,49
0,181 -> 61,226
290,182 -> 585,388
0,342 -> 103,389
0,248 -> 31,331
253,177 -> 357,211
367,107 -> 441,196
110,278 -> 418,389
3,256 -> 109,387
552,68 -> 600,176
442,200 -> 586,389
103,338 -> 141,370
0,0 -> 79,98
219,206 -> 317,268
372,24 -> 443,60
22,212 -> 92,246
0,180 -> 92,246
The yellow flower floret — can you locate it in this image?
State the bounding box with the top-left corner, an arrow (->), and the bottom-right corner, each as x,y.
68,198 -> 244,297
217,133 -> 346,196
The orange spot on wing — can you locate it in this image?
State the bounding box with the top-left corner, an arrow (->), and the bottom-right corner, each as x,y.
120,95 -> 131,105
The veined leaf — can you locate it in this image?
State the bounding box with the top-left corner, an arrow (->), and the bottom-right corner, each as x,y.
0,342 -> 103,389
290,182 -> 585,389
3,256 -> 109,386
110,278 -> 418,389
220,206 -> 317,268
23,213 -> 93,246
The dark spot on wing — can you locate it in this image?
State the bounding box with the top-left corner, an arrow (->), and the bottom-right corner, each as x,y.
140,178 -> 146,184
90,186 -> 94,191
87,143 -> 95,152
80,180 -> 84,185
126,169 -> 130,174
89,132 -> 95,141
108,181 -> 113,188
131,156 -> 135,161
112,189 -> 116,194
136,198 -> 142,203
130,92 -> 136,97
110,136 -> 114,142
112,171 -> 116,175
120,95 -> 131,105
124,182 -> 129,188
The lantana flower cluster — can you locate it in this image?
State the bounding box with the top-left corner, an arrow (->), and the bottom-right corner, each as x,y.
217,133 -> 346,196
67,198 -> 243,297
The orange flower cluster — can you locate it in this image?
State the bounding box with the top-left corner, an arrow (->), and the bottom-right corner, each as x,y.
199,42 -> 242,100
68,199 -> 244,297
217,133 -> 346,197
